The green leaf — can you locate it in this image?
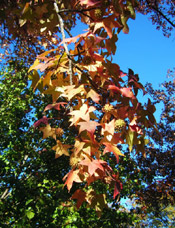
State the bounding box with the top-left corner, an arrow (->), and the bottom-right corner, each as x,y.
26,210 -> 35,219
25,199 -> 33,206
126,129 -> 135,151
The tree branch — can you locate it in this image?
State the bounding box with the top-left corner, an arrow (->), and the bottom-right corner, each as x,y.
146,0 -> 175,28
54,0 -> 73,85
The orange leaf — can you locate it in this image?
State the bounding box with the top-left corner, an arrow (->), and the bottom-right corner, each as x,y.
101,119 -> 115,136
78,121 -> 100,136
103,142 -> 124,162
63,169 -> 82,191
87,89 -> 100,103
80,158 -> 106,176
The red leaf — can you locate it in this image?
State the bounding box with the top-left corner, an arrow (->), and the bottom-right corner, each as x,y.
113,180 -> 123,199
120,87 -> 135,99
108,85 -> 135,99
44,102 -> 67,112
129,117 -> 142,134
34,116 -> 50,128
79,0 -> 100,6
113,183 -> 119,199
71,189 -> 86,209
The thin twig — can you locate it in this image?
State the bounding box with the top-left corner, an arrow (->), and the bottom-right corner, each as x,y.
54,0 -> 73,85
146,0 -> 175,28
1,188 -> 10,200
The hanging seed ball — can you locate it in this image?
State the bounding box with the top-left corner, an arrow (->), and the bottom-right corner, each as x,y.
94,8 -> 104,19
70,155 -> 81,168
82,56 -> 92,65
55,128 -> 64,137
115,119 -> 126,131
103,104 -> 114,113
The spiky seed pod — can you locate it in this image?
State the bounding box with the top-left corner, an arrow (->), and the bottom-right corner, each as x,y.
55,128 -> 64,137
115,119 -> 126,131
70,155 -> 81,168
102,104 -> 114,113
82,56 -> 92,65
94,8 -> 104,19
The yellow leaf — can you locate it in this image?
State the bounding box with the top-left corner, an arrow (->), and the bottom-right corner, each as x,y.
28,59 -> 40,72
39,124 -> 56,140
52,140 -> 70,158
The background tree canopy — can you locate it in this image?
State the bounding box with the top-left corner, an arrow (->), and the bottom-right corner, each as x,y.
0,0 -> 174,227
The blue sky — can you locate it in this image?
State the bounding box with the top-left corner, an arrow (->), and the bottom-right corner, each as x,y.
116,13 -> 175,88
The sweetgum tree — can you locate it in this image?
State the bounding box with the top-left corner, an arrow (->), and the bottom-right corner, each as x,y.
0,60 -> 145,227
0,0 -> 174,224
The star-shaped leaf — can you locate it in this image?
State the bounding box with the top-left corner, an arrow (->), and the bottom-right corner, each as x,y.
78,120 -> 100,136
39,124 -> 56,139
80,158 -> 106,176
69,104 -> 96,126
63,169 -> 82,191
103,142 -> 124,162
52,140 -> 70,158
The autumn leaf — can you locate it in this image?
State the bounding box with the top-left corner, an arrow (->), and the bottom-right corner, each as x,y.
52,140 -> 70,158
28,59 -> 40,72
101,119 -> 115,136
108,85 -> 135,99
126,128 -> 135,151
69,104 -> 96,126
65,85 -> 85,100
63,169 -> 82,191
39,124 -> 56,140
103,142 -> 124,162
34,116 -> 50,128
129,117 -> 143,134
28,69 -> 40,90
71,189 -> 86,209
78,120 -> 100,136
79,0 -> 100,6
44,102 -> 67,112
113,181 -> 123,199
87,89 -> 100,103
74,140 -> 86,156
80,158 -> 106,176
